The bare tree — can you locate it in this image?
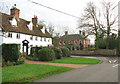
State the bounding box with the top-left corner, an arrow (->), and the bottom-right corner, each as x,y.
47,23 -> 54,36
78,2 -> 104,49
102,1 -> 118,49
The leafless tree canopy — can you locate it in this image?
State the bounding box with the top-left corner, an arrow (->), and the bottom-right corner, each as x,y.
78,1 -> 118,49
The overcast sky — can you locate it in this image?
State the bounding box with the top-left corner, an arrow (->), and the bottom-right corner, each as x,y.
0,0 -> 119,44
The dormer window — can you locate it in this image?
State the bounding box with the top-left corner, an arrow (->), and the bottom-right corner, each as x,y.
9,17 -> 17,27
27,22 -> 33,30
41,26 -> 45,33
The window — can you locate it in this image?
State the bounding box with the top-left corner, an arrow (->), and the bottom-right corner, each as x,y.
35,36 -> 38,41
59,40 -> 62,45
41,37 -> 42,41
8,32 -> 11,37
30,45 -> 33,47
68,40 -> 71,44
44,37 -> 46,41
8,32 -> 12,38
16,33 -> 20,39
48,38 -> 50,42
74,40 -> 77,45
30,36 -> 33,40
63,41 -> 65,45
79,40 -> 81,45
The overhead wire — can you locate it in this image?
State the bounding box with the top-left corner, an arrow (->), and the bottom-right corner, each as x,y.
27,0 -> 81,19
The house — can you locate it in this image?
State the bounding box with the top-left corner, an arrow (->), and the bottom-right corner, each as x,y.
0,4 -> 52,54
59,31 -> 90,50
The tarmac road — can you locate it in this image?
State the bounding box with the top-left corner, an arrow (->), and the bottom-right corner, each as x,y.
35,56 -> 119,82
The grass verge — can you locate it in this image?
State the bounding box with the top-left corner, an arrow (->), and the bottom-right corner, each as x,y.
2,64 -> 74,83
47,57 -> 101,64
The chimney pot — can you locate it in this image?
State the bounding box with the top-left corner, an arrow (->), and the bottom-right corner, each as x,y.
65,31 -> 68,35
14,4 -> 16,6
79,30 -> 81,35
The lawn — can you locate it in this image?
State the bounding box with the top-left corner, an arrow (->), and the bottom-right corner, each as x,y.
2,64 -> 74,83
47,57 -> 101,64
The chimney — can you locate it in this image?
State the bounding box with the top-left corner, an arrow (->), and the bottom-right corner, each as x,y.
79,30 -> 82,35
82,31 -> 85,36
10,4 -> 20,18
65,31 -> 68,35
32,15 -> 38,25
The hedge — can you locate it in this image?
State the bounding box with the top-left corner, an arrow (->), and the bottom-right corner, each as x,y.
60,47 -> 70,57
2,44 -> 20,62
38,48 -> 55,61
52,47 -> 63,59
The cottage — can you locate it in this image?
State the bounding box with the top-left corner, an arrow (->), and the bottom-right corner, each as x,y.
59,31 -> 90,50
0,4 -> 52,54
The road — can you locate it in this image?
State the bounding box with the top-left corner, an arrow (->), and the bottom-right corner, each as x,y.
35,56 -> 119,82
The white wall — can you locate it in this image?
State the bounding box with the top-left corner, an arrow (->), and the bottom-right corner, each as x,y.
2,32 -> 52,54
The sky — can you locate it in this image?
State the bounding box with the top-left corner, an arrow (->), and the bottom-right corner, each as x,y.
0,0 -> 119,44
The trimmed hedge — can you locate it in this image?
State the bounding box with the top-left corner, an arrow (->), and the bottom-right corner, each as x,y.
2,44 -> 20,62
38,48 -> 55,61
60,47 -> 70,57
52,47 -> 63,59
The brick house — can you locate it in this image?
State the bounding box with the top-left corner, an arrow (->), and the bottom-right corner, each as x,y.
59,31 -> 90,50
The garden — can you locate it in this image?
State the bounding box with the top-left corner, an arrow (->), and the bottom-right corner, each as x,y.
2,44 -> 101,83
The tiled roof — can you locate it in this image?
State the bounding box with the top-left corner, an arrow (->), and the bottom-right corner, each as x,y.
1,13 -> 51,38
59,34 -> 89,40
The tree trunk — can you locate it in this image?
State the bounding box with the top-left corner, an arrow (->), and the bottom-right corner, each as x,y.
106,26 -> 110,49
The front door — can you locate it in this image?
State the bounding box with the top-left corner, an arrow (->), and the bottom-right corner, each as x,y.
22,40 -> 29,55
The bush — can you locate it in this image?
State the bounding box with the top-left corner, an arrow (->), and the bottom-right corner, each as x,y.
2,58 -> 24,67
2,44 -> 20,62
52,47 -> 63,59
30,46 -> 45,58
60,47 -> 70,57
38,48 -> 55,61
2,57 -> 7,67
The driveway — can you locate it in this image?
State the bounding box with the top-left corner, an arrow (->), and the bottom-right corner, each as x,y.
35,56 -> 119,82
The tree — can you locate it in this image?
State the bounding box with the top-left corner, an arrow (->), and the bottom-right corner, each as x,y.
47,24 -> 54,36
78,1 -> 117,50
102,1 -> 118,49
78,2 -> 104,50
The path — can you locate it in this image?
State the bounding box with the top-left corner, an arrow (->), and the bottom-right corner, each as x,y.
25,60 -> 88,68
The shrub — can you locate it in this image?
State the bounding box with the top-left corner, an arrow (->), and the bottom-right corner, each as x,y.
38,48 -> 55,61
2,44 -> 20,62
60,47 -> 70,57
6,61 -> 14,66
2,57 -> 7,67
30,46 -> 45,58
52,47 -> 63,59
